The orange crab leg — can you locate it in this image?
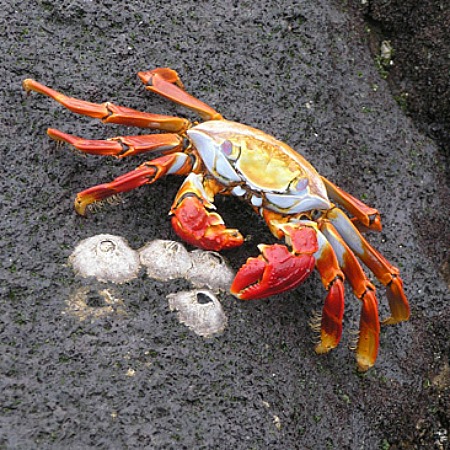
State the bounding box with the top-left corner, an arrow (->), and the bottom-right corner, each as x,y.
322,177 -> 382,232
320,221 -> 380,371
74,152 -> 194,215
23,79 -> 189,133
296,224 -> 345,356
47,128 -> 183,158
138,68 -> 223,121
326,207 -> 410,325
170,173 -> 243,251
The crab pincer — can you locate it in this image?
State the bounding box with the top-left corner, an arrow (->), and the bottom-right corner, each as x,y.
231,227 -> 319,299
231,243 -> 316,299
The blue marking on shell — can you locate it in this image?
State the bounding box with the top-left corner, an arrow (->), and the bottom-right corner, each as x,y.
232,186 -> 246,197
328,209 -> 365,255
167,153 -> 189,175
187,129 -> 216,173
265,192 -> 330,214
251,195 -> 263,207
187,128 -> 240,185
215,152 -> 241,183
294,178 -> 309,192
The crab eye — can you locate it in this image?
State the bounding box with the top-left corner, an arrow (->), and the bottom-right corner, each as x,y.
220,140 -> 240,161
221,140 -> 233,155
311,209 -> 322,220
289,177 -> 309,193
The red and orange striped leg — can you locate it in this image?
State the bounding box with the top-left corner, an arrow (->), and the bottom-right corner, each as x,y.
138,68 -> 223,121
320,221 -> 380,371
23,79 -> 189,132
326,207 -> 410,325
170,173 -> 244,251
74,152 -> 194,215
47,128 -> 183,158
321,177 -> 382,232
305,224 -> 346,356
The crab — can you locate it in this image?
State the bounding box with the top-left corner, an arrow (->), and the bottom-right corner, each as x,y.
23,68 -> 410,371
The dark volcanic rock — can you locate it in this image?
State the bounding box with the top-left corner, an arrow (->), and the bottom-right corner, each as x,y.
363,0 -> 450,174
1,1 -> 449,449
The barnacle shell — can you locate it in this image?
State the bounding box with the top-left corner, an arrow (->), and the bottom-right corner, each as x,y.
167,290 -> 228,337
69,234 -> 140,283
138,239 -> 192,281
187,250 -> 235,291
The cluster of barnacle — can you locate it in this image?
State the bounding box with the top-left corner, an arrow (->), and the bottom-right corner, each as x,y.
67,235 -> 233,337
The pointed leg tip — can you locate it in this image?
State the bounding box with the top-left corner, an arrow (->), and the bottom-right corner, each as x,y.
23,78 -> 30,89
315,332 -> 340,354
74,198 -> 88,216
356,357 -> 374,372
385,276 -> 410,324
314,342 -> 333,354
47,128 -> 69,142
137,71 -> 151,86
23,78 -> 35,93
381,315 -> 407,326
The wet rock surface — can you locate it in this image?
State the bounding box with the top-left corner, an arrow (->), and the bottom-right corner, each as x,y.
1,1 -> 449,449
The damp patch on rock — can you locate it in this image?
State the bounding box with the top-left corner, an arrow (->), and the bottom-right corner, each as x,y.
69,234 -> 140,283
167,290 -> 228,337
63,287 -> 127,321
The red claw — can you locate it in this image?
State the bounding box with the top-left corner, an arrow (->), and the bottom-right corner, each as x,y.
231,244 -> 315,300
171,195 -> 244,251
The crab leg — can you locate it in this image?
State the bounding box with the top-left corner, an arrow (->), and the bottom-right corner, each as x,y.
320,221 -> 380,371
74,152 -> 194,215
47,128 -> 183,158
23,79 -> 189,133
322,177 -> 382,232
138,68 -> 223,121
170,173 -> 244,251
326,207 -> 410,325
299,224 -> 346,356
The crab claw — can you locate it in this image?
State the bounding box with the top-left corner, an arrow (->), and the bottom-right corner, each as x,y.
171,194 -> 244,252
231,244 -> 315,300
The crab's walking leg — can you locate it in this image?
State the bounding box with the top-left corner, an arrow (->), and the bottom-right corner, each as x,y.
48,128 -> 183,158
75,153 -> 194,215
322,177 -> 382,232
170,173 -> 244,251
326,207 -> 409,325
320,221 -> 380,371
138,68 -> 223,121
23,79 -> 189,132
303,224 -> 346,356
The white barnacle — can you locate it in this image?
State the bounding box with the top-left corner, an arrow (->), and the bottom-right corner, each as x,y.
167,290 -> 228,337
69,234 -> 140,283
187,250 -> 235,291
138,239 -> 192,281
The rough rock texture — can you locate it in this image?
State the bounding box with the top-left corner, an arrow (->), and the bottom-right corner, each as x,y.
1,1 -> 449,449
362,0 -> 450,176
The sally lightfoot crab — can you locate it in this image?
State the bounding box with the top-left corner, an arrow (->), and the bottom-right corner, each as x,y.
23,68 -> 410,371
